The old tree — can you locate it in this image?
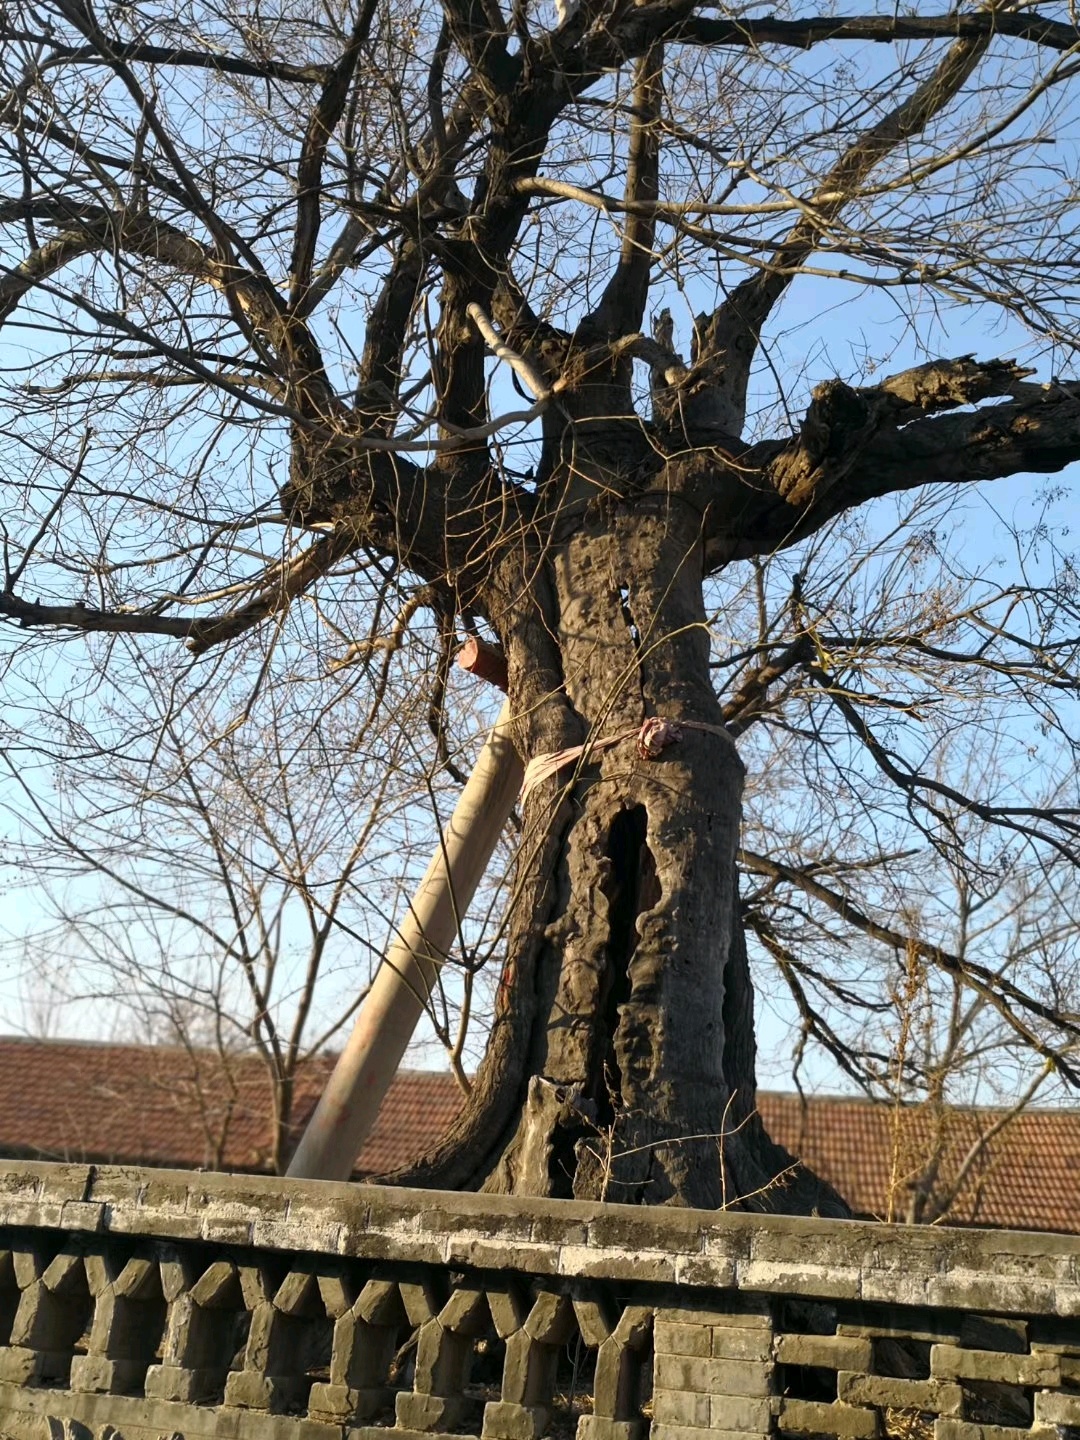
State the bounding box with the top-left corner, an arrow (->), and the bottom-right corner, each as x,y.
3,0 -> 1080,1210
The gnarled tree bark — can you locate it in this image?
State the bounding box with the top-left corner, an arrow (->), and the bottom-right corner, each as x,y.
379,490 -> 847,1210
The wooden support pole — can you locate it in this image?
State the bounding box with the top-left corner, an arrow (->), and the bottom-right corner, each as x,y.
286,691 -> 520,1181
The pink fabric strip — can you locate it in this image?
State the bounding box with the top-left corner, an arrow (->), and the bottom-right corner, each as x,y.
520,716 -> 727,802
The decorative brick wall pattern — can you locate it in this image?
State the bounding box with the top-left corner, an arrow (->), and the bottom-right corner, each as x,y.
0,1180 -> 659,1440
2,1162 -> 1080,1440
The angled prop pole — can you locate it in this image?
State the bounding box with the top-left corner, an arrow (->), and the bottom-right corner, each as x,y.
287,672 -> 519,1181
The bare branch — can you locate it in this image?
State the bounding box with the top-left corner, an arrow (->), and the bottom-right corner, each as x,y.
0,530 -> 357,653
584,43 -> 664,339
467,302 -> 551,400
768,356 -> 1036,510
0,27 -> 331,82
697,375 -> 1080,565
740,848 -> 1080,1084
694,30 -> 992,433
289,0 -> 380,308
678,11 -> 1080,57
0,200 -> 337,413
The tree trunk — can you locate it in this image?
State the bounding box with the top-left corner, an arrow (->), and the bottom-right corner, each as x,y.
387,492 -> 844,1213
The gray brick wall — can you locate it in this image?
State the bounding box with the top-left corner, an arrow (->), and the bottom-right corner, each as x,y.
2,1161 -> 1080,1440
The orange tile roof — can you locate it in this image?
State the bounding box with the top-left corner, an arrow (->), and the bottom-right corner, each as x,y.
0,1037 -> 462,1177
758,1091 -> 1080,1232
0,1038 -> 1076,1233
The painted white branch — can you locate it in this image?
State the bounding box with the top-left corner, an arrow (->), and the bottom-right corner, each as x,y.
467,302 -> 551,401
